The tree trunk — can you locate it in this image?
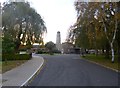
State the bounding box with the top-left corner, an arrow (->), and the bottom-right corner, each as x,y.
117,30 -> 120,62
118,47 -> 120,63
105,41 -> 110,59
15,22 -> 22,52
102,48 -> 104,54
110,42 -> 114,63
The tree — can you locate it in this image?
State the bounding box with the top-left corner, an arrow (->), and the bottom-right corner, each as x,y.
2,32 -> 15,62
2,32 -> 15,54
2,1 -> 47,52
67,1 -> 119,62
45,41 -> 56,54
116,2 -> 120,61
97,2 -> 118,62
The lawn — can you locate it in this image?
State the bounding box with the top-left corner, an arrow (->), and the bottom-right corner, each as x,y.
2,60 -> 27,73
83,54 -> 119,71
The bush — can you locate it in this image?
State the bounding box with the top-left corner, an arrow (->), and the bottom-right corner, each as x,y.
16,54 -> 32,60
0,57 -> 2,61
36,50 -> 49,54
36,50 -> 43,54
2,53 -> 31,61
52,49 -> 61,53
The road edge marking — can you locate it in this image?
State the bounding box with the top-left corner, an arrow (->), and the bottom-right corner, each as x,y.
20,56 -> 44,87
82,58 -> 119,73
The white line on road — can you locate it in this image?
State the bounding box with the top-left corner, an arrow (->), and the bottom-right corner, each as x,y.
83,58 -> 119,73
20,56 -> 44,87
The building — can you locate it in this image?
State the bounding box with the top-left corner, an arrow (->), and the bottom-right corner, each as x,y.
62,42 -> 74,54
56,31 -> 62,52
61,42 -> 81,54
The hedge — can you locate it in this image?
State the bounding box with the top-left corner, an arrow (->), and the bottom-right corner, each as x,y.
36,50 -> 48,54
2,53 -> 32,61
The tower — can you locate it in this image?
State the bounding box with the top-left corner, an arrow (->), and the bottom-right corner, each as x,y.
56,31 -> 61,51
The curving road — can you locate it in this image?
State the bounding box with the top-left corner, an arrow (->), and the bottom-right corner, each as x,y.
29,54 -> 119,86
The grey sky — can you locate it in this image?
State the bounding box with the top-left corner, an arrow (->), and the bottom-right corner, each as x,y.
28,0 -> 77,44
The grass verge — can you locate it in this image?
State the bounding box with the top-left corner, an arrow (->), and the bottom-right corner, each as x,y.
83,54 -> 119,71
1,60 -> 27,74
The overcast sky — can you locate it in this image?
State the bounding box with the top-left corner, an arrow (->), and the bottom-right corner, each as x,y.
28,0 -> 77,44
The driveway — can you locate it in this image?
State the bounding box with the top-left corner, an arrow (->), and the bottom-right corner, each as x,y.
29,54 -> 119,86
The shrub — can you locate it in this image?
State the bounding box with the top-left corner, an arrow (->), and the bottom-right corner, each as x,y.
36,50 -> 49,54
52,49 -> 61,53
36,50 -> 43,54
15,54 -> 32,60
2,53 -> 31,61
0,57 -> 2,61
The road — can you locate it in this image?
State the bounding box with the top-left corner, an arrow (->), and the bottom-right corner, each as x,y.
29,54 -> 119,86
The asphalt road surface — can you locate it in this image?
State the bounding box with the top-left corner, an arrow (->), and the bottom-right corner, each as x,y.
29,54 -> 119,86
